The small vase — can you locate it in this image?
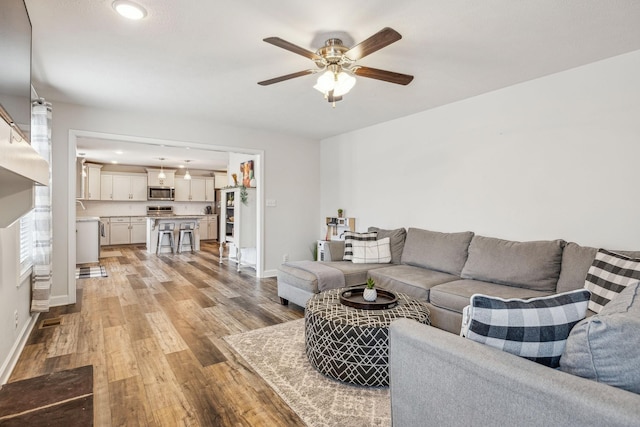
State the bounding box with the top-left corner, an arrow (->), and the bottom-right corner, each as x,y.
363,288 -> 377,302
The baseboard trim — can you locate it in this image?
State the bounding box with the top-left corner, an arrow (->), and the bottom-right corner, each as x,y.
263,269 -> 278,278
49,295 -> 71,307
0,312 -> 40,385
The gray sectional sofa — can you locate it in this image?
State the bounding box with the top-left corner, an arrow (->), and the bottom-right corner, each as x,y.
278,227 -> 597,334
277,227 -> 640,425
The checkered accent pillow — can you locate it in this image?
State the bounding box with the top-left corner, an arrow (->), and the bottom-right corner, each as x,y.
584,249 -> 640,313
460,289 -> 591,368
351,237 -> 392,264
343,231 -> 377,261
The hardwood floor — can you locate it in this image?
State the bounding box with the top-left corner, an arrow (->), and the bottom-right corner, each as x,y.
9,241 -> 306,426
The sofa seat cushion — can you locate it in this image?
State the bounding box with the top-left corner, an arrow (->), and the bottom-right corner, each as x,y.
367,265 -> 459,301
400,228 -> 474,276
429,279 -> 553,314
461,235 -> 564,292
277,261 -> 388,294
560,281 -> 640,393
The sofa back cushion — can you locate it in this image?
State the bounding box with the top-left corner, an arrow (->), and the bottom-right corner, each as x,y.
400,228 -> 474,276
460,235 -> 564,292
557,242 -> 640,294
559,281 -> 640,394
368,227 -> 407,264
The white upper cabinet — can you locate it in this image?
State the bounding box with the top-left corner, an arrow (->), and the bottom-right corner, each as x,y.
175,176 -> 208,202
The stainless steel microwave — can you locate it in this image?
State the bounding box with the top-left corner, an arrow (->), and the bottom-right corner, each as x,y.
148,186 -> 175,201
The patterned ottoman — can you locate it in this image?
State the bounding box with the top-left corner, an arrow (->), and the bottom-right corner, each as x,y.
305,288 -> 430,387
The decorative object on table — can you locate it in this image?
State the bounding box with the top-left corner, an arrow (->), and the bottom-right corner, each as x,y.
232,173 -> 238,186
241,160 -> 254,187
363,277 -> 377,301
337,208 -> 343,218
340,287 -> 398,310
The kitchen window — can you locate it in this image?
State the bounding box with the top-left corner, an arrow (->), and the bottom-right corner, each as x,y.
19,210 -> 34,279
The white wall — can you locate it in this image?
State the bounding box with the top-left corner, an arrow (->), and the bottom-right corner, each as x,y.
0,224 -> 38,383
49,102 -> 320,304
321,50 -> 640,250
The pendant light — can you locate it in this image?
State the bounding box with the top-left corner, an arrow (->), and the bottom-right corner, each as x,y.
184,160 -> 192,180
158,158 -> 166,180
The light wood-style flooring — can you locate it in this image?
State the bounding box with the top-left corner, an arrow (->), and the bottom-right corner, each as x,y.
9,241 -> 306,426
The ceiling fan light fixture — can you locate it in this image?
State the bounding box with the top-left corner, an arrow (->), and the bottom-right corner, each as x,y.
112,0 -> 147,20
313,69 -> 356,98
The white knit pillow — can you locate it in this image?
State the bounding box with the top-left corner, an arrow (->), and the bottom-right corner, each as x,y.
351,237 -> 392,264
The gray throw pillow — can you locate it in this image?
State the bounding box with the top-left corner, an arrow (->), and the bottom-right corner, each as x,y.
368,227 -> 406,264
461,235 -> 564,292
559,281 -> 640,394
400,228 -> 474,276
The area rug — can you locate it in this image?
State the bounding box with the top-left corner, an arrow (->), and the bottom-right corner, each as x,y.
224,318 -> 390,427
75,265 -> 107,279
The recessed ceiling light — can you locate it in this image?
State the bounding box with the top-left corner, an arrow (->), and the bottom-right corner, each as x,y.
111,160 -> 118,164
115,150 -> 123,155
112,1 -> 147,20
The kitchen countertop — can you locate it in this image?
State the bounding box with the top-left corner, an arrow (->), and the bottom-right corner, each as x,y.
76,216 -> 100,222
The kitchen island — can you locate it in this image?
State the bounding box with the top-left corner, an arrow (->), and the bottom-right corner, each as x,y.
146,215 -> 205,254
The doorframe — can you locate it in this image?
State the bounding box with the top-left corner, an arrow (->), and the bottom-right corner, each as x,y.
67,129 -> 265,303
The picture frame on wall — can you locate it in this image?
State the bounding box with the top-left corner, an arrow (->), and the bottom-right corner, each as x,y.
241,160 -> 254,187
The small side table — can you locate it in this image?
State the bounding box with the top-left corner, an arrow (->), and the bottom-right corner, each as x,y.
305,288 -> 430,387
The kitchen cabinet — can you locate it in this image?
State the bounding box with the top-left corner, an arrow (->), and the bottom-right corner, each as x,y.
175,176 -> 207,202
109,216 -> 147,245
84,163 -> 102,200
200,214 -> 218,240
130,217 -> 147,244
219,188 -> 256,271
102,173 -> 146,201
109,217 -> 131,245
146,168 -> 176,187
214,173 -> 227,189
205,178 -> 215,202
76,217 -> 100,264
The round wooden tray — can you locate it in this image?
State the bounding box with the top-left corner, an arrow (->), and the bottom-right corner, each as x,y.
339,287 -> 399,310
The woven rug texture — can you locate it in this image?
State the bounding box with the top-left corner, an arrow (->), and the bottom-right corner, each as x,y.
75,265 -> 107,279
224,318 -> 390,427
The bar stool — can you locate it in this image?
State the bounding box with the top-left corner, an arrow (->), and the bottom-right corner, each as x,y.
177,222 -> 196,253
157,223 -> 175,254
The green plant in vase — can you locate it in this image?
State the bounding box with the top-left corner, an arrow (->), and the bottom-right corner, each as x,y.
363,277 -> 377,302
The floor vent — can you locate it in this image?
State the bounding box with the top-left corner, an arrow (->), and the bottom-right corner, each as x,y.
40,317 -> 62,329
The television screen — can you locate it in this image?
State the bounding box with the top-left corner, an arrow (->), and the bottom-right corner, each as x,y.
0,0 -> 32,142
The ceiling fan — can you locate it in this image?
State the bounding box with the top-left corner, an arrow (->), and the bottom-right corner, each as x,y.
258,27 -> 414,104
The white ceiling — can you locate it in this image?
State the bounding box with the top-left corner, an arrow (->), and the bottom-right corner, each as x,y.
25,0 -> 640,167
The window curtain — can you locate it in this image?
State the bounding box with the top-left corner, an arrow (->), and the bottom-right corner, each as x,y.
30,100 -> 53,313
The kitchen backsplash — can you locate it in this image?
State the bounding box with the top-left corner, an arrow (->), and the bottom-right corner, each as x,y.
77,200 -> 213,217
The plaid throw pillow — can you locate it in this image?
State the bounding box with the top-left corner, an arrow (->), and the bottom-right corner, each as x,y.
343,231 -> 377,261
460,289 -> 591,368
584,249 -> 640,313
351,237 -> 392,264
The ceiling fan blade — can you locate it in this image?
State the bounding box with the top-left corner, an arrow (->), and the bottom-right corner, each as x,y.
263,37 -> 322,61
345,27 -> 402,61
258,70 -> 315,86
353,66 -> 414,85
